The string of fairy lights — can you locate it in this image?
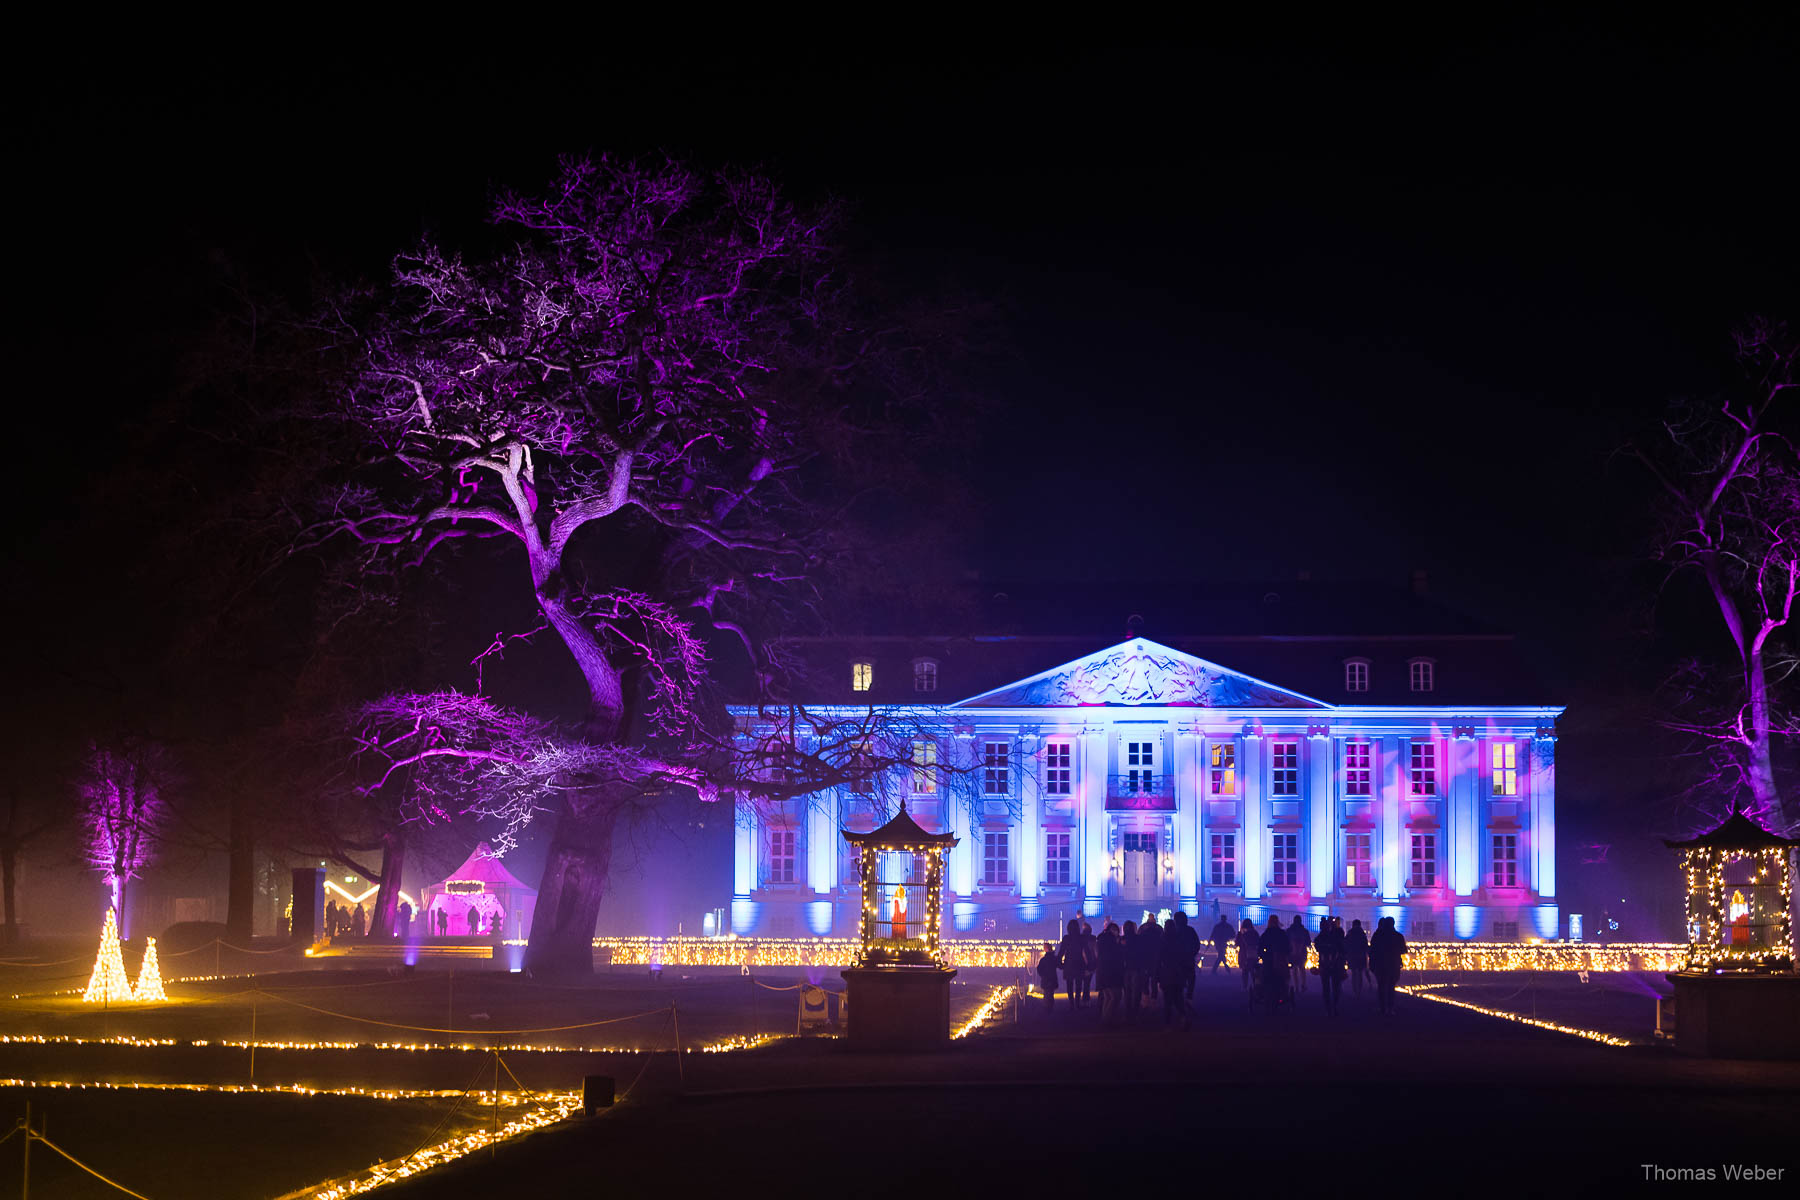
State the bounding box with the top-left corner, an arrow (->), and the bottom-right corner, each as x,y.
1396,984 -> 1635,1046
594,935 -> 1689,973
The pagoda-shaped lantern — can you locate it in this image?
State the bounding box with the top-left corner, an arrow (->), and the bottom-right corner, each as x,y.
1663,811 -> 1800,1059
1666,812 -> 1797,974
840,805 -> 959,1047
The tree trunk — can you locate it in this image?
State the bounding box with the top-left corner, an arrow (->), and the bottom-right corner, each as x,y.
524,800 -> 618,975
225,792 -> 256,943
1746,650 -> 1782,822
1,845 -> 17,947
371,833 -> 406,940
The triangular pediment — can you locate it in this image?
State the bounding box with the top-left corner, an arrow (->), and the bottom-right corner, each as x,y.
952,638 -> 1327,709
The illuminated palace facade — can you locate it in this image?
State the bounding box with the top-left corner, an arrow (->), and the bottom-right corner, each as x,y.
730,625 -> 1564,942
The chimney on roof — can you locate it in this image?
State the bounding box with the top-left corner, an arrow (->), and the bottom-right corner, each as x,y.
1411,569 -> 1428,597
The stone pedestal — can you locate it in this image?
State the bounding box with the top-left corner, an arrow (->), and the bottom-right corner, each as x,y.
841,966 -> 956,1050
1667,972 -> 1800,1059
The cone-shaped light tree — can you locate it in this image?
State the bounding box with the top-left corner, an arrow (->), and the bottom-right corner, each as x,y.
83,907 -> 134,1004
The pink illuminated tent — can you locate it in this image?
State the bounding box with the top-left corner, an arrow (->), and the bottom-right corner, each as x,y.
418,842 -> 537,939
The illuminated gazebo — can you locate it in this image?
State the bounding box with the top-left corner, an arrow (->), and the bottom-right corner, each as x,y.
1666,812 -> 1797,974
419,843 -> 537,940
840,806 -> 958,1047
1664,811 -> 1800,1059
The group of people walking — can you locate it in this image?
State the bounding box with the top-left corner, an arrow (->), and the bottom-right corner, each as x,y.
1037,912 -> 1409,1025
323,899 -> 489,940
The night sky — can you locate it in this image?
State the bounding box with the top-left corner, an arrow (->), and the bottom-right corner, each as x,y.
8,34 -> 1796,932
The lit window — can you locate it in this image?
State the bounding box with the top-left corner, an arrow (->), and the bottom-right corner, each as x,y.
851,661 -> 873,691
1045,832 -> 1072,886
1344,833 -> 1372,887
982,740 -> 1011,796
1491,741 -> 1517,796
768,828 -> 796,884
1271,740 -> 1299,797
1344,658 -> 1370,693
1210,741 -> 1236,795
1409,659 -> 1434,693
1209,833 -> 1237,887
1409,741 -> 1437,795
1344,740 -> 1372,796
982,831 -> 1009,886
1410,833 -> 1437,888
1271,833 -> 1300,888
1492,834 -> 1518,887
909,740 -> 937,795
1123,739 -> 1157,794
1044,740 -> 1073,796
913,658 -> 938,693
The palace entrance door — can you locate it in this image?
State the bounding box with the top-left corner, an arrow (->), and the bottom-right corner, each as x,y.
1121,831 -> 1159,905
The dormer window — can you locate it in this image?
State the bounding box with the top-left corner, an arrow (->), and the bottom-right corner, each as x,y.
851,661 -> 873,692
912,657 -> 938,693
1344,657 -> 1370,693
1408,658 -> 1435,693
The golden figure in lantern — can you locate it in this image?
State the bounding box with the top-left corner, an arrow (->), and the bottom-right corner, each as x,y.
891,883 -> 908,942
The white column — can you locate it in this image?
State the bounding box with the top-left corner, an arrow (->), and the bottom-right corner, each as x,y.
1241,733 -> 1265,898
949,734 -> 975,895
1309,732 -> 1334,899
1019,733 -> 1041,898
734,799 -> 757,897
808,792 -> 838,895
1450,732 -> 1478,896
1531,735 -> 1556,899
1174,729 -> 1199,901
1380,736 -> 1404,901
1083,727 -> 1110,904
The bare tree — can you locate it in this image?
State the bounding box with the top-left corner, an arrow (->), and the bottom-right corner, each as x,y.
296,158 -> 968,971
1633,319 -> 1800,830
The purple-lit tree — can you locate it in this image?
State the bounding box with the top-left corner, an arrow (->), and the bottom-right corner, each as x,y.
299,158 -> 969,971
1635,319 -> 1800,831
304,691 -> 615,939
77,739 -> 172,934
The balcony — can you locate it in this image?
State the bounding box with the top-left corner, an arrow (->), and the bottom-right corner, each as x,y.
1106,773 -> 1175,811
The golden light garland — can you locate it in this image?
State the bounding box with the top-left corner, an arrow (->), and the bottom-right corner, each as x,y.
0,1079 -> 543,1102
1397,984 -> 1635,1046
951,984 -> 1017,1040
303,1093 -> 584,1199
592,936 -> 1687,973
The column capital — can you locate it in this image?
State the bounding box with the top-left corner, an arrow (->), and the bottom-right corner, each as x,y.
1306,723 -> 1331,739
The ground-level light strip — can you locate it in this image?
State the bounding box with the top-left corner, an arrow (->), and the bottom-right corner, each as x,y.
1397,984 -> 1636,1046
952,985 -> 1019,1040
596,936 -> 1686,973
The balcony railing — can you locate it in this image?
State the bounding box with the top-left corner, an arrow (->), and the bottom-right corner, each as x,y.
1106,773 -> 1175,810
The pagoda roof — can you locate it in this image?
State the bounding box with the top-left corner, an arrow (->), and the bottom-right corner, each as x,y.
842,804 -> 959,849
431,841 -> 537,892
1664,812 -> 1800,850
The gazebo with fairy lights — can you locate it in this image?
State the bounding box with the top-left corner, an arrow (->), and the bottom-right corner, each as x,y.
840,805 -> 958,1047
1663,811 -> 1800,1059
1666,812 -> 1797,974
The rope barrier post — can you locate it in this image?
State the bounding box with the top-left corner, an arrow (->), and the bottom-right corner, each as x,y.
491,1048 -> 499,1159
672,1002 -> 683,1088
250,978 -> 257,1083
22,1100 -> 30,1200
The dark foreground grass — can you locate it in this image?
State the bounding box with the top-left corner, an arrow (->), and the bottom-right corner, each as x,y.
0,1086 -> 489,1200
